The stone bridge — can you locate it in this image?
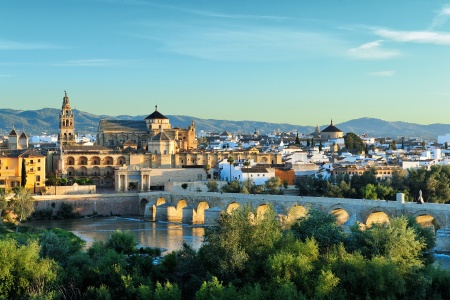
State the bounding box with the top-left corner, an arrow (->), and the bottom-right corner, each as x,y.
138,192 -> 450,230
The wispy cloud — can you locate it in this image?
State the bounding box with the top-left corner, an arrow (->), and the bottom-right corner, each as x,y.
0,40 -> 58,50
430,5 -> 450,29
348,40 -> 400,60
433,92 -> 450,97
132,21 -> 347,61
368,70 -> 396,77
54,59 -> 130,67
374,28 -> 450,45
98,0 -> 288,20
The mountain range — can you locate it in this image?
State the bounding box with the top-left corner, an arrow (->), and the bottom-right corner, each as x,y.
0,108 -> 448,140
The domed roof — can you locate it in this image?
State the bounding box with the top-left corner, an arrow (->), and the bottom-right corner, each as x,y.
321,120 -> 342,133
144,105 -> 168,120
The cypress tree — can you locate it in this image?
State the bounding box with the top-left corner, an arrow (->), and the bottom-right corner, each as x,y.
21,159 -> 27,187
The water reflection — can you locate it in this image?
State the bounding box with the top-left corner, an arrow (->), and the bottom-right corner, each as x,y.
26,217 -> 204,254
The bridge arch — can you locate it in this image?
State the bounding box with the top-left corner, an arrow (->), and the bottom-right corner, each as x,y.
195,201 -> 210,224
226,202 -> 240,214
287,204 -> 307,222
139,198 -> 148,215
412,211 -> 442,230
328,204 -> 350,225
256,204 -> 270,219
365,208 -> 390,227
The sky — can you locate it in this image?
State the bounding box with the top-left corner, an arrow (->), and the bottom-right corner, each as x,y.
1,0 -> 450,126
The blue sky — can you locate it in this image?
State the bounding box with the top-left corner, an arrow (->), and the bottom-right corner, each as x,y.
1,0 -> 450,126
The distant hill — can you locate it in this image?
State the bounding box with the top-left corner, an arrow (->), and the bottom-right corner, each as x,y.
0,108 -> 448,139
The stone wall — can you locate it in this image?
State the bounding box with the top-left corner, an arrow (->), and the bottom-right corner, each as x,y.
33,193 -> 138,216
43,184 -> 96,195
150,168 -> 206,187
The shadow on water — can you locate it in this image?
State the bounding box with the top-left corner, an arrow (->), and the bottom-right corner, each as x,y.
26,217 -> 205,254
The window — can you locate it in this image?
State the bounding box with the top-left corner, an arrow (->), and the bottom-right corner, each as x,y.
38,159 -> 41,163
37,167 -> 41,171
36,175 -> 40,181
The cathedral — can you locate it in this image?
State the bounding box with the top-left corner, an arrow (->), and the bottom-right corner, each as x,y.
97,105 -> 197,152
56,92 -> 281,190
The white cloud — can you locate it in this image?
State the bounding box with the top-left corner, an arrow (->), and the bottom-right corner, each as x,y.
430,5 -> 450,29
368,70 -> 396,77
0,40 -> 57,50
375,28 -> 450,45
348,40 -> 400,60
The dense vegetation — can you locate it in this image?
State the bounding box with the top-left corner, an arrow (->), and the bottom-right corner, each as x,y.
297,165 -> 450,203
1,204 -> 449,299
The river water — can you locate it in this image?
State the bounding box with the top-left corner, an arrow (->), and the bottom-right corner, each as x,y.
25,217 -> 450,270
26,217 -> 205,254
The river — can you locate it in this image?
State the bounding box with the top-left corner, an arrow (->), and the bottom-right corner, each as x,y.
25,216 -> 450,270
25,216 -> 205,254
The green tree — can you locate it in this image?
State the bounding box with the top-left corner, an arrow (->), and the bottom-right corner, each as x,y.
21,158 -> 27,187
319,140 -> 323,152
0,190 -> 8,227
206,180 -> 219,192
360,183 -> 378,199
221,180 -> 240,193
291,208 -> 345,253
344,132 -> 365,153
105,230 -> 138,255
11,186 -> 35,232
154,281 -> 181,300
227,156 -> 234,182
0,239 -> 57,299
346,217 -> 425,273
295,132 -> 300,146
199,204 -> 282,284
265,177 -> 282,194
203,164 -> 211,180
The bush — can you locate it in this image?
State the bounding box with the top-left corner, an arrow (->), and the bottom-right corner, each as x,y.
105,230 -> 138,255
31,209 -> 53,220
56,202 -> 81,219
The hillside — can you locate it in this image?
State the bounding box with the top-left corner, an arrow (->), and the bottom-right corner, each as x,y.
0,108 -> 448,139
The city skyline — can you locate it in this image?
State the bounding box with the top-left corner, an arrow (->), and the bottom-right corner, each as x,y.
1,1 -> 450,126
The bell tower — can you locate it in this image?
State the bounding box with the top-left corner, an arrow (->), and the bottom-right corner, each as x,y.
58,91 -> 76,145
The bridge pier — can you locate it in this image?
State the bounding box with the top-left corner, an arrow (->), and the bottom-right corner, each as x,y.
204,207 -> 222,226
182,206 -> 195,224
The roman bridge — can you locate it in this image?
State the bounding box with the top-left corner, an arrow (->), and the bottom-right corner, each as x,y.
137,192 -> 450,229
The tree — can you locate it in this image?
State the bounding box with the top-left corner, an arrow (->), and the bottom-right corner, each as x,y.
319,141 -> 323,152
21,158 -> 27,187
344,132 -> 365,153
203,164 -> 211,180
295,132 -> 300,146
227,156 -> 235,182
199,204 -> 282,283
291,208 -> 345,253
0,239 -> 57,299
206,180 -> 219,192
11,186 -> 35,232
0,190 -> 8,227
243,160 -> 251,183
265,177 -> 282,194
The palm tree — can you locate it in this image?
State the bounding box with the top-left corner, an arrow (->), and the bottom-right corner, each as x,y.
12,187 -> 35,232
227,156 -> 234,182
243,160 -> 251,190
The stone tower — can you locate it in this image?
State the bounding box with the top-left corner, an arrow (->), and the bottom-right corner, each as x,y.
58,91 -> 76,145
